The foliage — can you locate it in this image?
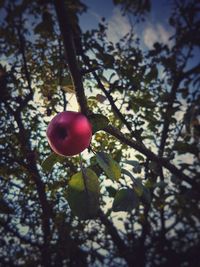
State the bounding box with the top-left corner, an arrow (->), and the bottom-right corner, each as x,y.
0,0 -> 200,266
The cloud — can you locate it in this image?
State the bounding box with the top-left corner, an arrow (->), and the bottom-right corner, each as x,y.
143,23 -> 172,49
86,7 -> 133,44
107,8 -> 132,43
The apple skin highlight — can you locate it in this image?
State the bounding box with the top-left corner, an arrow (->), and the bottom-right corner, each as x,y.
47,111 -> 92,156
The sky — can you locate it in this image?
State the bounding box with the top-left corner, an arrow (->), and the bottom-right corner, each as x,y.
79,0 -> 173,50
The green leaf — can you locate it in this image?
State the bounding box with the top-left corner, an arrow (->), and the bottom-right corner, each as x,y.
112,188 -> 139,212
41,153 -> 64,172
121,169 -> 151,203
96,152 -> 121,181
174,141 -> 199,157
133,178 -> 144,197
121,168 -> 135,182
62,76 -> 75,93
134,178 -> 151,203
67,168 -> 100,220
88,114 -> 109,133
100,76 -> 110,88
130,95 -> 156,109
106,186 -> 117,197
135,154 -> 145,161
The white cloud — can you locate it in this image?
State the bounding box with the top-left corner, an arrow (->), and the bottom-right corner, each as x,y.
107,8 -> 132,43
143,23 -> 172,49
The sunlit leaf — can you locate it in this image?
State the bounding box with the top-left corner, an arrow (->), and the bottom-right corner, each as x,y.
100,76 -> 110,88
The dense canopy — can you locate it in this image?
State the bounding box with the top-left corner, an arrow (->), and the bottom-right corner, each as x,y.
0,0 -> 200,266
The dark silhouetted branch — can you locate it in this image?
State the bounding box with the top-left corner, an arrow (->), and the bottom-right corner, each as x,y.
82,54 -> 142,139
16,25 -> 33,114
182,62 -> 200,78
104,125 -> 199,189
98,209 -> 134,266
54,0 -> 88,115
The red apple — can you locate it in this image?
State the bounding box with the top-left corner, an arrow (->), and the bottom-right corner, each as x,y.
46,111 -> 92,156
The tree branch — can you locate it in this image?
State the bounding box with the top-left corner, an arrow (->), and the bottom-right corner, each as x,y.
4,102 -> 52,267
182,62 -> 200,79
159,79 -> 181,157
82,54 -> 144,141
98,209 -> 134,266
54,0 -> 88,115
16,25 -> 33,113
104,125 -> 199,189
